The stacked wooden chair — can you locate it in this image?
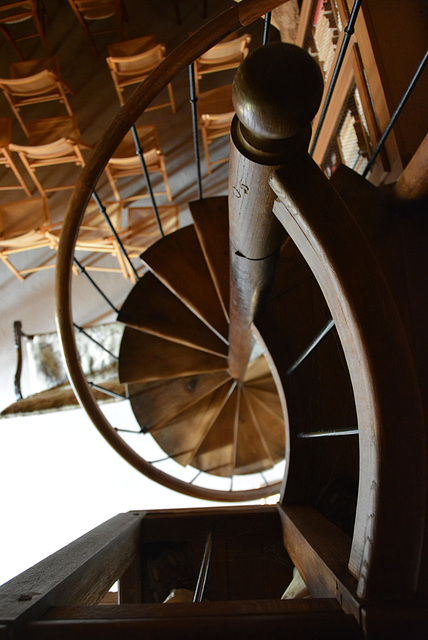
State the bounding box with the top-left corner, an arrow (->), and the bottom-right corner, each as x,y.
0,116 -> 31,196
67,0 -> 126,55
106,35 -> 176,111
120,204 -> 180,260
0,0 -> 50,60
105,124 -> 172,204
198,83 -> 234,174
9,115 -> 91,197
193,31 -> 251,93
0,196 -> 56,281
0,57 -> 73,136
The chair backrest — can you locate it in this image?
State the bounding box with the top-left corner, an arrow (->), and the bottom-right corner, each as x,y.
201,111 -> 234,134
71,0 -> 119,20
107,44 -> 165,78
0,69 -> 58,98
10,138 -> 79,161
0,1 -> 35,25
197,33 -> 251,65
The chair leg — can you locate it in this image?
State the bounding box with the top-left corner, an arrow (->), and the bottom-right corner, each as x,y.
69,4 -> 99,55
0,24 -> 24,60
167,83 -> 176,114
56,82 -> 74,116
33,3 -> 51,55
105,167 -> 121,202
1,148 -> 31,196
0,252 -> 24,281
4,93 -> 28,137
200,127 -> 211,175
159,157 -> 172,202
18,153 -> 47,198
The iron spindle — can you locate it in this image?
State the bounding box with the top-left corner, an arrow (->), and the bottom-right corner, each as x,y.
363,48 -> 428,178
92,190 -> 140,281
88,381 -> 126,400
287,318 -> 335,375
189,62 -> 203,199
193,530 -> 213,602
73,258 -> 119,314
73,323 -> 119,360
263,11 -> 271,45
131,125 -> 165,238
309,0 -> 362,157
298,428 -> 359,438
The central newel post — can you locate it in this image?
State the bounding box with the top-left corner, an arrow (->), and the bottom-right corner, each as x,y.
227,43 -> 324,382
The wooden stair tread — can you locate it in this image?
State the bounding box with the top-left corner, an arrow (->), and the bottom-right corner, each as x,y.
243,354 -> 271,382
246,376 -> 278,395
118,272 -> 227,357
119,327 -> 227,384
151,382 -> 235,467
191,387 -> 239,477
244,388 -> 285,462
235,391 -> 274,475
127,371 -> 231,432
189,196 -> 230,319
245,386 -> 284,420
140,225 -> 229,342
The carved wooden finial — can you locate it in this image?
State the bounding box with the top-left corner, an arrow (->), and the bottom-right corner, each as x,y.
233,42 -> 324,146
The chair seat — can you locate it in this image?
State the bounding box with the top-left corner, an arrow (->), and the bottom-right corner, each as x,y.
27,115 -> 81,145
0,197 -> 50,238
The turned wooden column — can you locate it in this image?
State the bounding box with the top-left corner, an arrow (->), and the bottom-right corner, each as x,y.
228,42 -> 323,382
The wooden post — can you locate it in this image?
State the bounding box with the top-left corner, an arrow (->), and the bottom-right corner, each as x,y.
228,42 -> 323,382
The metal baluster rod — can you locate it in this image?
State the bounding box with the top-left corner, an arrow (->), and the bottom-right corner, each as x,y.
298,428 -> 358,438
287,317 -> 335,375
88,381 -> 126,400
73,258 -> 119,314
309,0 -> 362,157
92,190 -> 140,281
73,323 -> 119,360
189,62 -> 203,200
131,125 -> 165,238
263,11 -> 271,45
363,47 -> 428,178
193,530 -> 213,603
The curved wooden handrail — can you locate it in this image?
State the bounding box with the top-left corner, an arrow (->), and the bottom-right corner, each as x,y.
55,0 -> 287,502
270,157 -> 426,601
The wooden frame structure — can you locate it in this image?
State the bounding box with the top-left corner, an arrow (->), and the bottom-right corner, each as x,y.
0,57 -> 74,137
9,115 -> 90,197
0,116 -> 31,196
0,0 -> 50,60
67,0 -> 126,55
106,36 -> 176,112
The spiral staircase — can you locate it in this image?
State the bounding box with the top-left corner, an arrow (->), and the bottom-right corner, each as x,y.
117,195 -> 286,479
52,2 -> 428,633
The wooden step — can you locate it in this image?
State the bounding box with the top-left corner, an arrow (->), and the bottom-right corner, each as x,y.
234,391 -> 274,475
190,386 -> 240,477
245,386 -> 284,420
151,382 -> 235,466
243,353 -> 271,383
118,272 -> 227,357
244,388 -> 285,462
140,225 -> 229,342
119,327 -> 227,384
246,375 -> 278,395
127,371 -> 231,432
189,196 -> 230,319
